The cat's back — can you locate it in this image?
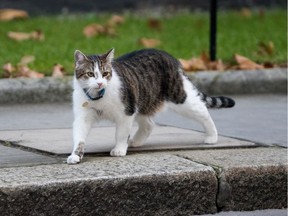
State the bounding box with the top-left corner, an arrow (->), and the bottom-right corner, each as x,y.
112,49 -> 187,116
113,49 -> 181,74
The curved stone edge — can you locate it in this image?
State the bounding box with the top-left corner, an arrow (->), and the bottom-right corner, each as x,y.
0,68 -> 286,104
187,68 -> 287,95
0,77 -> 73,104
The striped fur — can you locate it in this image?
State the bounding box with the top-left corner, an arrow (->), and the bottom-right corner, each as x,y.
199,93 -> 235,108
76,49 -> 235,114
113,49 -> 187,115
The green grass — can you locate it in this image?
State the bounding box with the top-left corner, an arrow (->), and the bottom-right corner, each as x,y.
0,9 -> 286,76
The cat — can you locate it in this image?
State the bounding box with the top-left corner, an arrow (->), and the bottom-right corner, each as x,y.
67,48 -> 235,164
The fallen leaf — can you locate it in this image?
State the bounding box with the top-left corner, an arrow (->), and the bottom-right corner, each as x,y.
2,62 -> 16,78
52,64 -> 65,78
18,65 -> 44,78
0,9 -> 29,21
83,23 -> 106,38
8,30 -> 44,41
105,26 -> 117,37
30,30 -> 45,41
8,31 -> 31,41
138,38 -> 161,48
234,54 -> 264,70
189,57 -> 207,71
147,18 -> 162,31
263,61 -> 274,68
107,15 -> 125,27
200,52 -> 210,65
179,55 -> 207,71
179,59 -> 193,71
208,59 -> 225,71
83,15 -> 123,38
18,55 -> 35,66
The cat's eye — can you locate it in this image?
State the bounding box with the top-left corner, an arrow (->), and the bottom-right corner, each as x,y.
102,72 -> 109,77
87,72 -> 94,77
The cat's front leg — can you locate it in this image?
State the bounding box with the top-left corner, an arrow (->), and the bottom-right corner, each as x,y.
67,142 -> 84,164
67,111 -> 95,164
110,116 -> 134,157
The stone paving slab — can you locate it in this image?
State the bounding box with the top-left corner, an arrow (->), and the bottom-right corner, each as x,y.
175,148 -> 288,211
0,148 -> 286,215
0,153 -> 218,215
0,144 -> 59,168
0,126 -> 257,155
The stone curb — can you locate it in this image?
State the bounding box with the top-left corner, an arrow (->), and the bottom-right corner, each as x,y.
0,68 -> 286,104
0,148 -> 286,215
186,68 -> 287,95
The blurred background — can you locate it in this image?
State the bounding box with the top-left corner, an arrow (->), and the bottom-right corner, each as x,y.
0,0 -> 286,15
0,0 -> 286,77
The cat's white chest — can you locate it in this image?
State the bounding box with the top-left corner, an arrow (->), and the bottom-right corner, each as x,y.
80,87 -> 124,122
84,100 -> 118,120
73,71 -> 124,122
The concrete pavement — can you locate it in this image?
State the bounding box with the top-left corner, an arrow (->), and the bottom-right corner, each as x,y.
0,69 -> 287,215
0,94 -> 287,215
0,95 -> 286,147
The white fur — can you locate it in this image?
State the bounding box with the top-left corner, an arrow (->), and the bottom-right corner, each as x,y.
67,66 -> 134,164
167,76 -> 218,144
67,65 -> 218,164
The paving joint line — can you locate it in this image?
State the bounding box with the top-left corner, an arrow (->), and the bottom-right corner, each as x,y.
173,153 -> 225,213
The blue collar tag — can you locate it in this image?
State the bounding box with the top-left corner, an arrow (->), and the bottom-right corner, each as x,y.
83,88 -> 105,101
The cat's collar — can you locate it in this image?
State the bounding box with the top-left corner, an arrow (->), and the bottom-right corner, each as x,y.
83,88 -> 105,101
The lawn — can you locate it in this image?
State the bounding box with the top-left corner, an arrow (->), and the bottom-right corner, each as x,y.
0,9 -> 286,76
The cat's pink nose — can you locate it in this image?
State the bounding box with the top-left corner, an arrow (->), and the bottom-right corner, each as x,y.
97,83 -> 103,88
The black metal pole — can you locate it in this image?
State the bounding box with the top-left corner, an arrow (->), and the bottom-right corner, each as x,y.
210,0 -> 217,61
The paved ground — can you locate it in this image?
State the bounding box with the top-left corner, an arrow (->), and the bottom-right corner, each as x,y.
0,94 -> 287,215
200,209 -> 287,216
0,94 -> 286,147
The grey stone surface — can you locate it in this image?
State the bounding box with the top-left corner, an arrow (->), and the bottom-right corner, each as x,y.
0,95 -> 286,147
0,126 -> 256,155
198,209 -> 288,216
0,154 -> 218,215
0,69 -> 286,104
187,68 -> 287,95
176,148 -> 288,211
0,86 -> 286,215
0,76 -> 72,104
156,94 -> 287,147
0,144 -> 59,168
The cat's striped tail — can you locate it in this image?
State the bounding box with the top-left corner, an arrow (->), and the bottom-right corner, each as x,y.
200,93 -> 235,108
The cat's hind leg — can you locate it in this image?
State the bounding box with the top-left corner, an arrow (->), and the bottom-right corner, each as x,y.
169,93 -> 218,144
129,115 -> 154,147
111,116 -> 134,156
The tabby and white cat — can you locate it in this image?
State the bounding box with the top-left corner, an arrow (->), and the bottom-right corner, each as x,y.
67,48 -> 235,164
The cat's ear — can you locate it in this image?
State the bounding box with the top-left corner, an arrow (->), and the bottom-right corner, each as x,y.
104,48 -> 114,64
74,50 -> 88,65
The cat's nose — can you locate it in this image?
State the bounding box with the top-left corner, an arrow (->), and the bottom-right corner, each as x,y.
97,82 -> 103,88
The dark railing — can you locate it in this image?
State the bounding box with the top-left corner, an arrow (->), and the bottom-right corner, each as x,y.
209,0 -> 218,61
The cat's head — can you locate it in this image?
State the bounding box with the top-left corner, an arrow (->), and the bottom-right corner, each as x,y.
74,49 -> 114,93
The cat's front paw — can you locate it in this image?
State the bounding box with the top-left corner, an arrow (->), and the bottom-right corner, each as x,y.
67,154 -> 81,164
110,147 -> 127,157
204,135 -> 218,144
